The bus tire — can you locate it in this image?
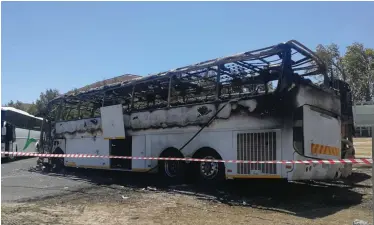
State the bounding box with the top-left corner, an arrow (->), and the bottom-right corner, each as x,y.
158,148 -> 185,182
192,148 -> 225,185
51,147 -> 65,173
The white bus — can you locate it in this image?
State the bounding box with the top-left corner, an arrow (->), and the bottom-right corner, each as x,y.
1,107 -> 43,161
39,40 -> 355,182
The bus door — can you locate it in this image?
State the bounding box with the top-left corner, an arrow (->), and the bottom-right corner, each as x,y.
1,121 -> 6,156
100,104 -> 131,169
1,122 -> 15,155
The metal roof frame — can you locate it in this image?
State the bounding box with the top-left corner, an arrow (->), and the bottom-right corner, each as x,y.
47,40 -> 328,112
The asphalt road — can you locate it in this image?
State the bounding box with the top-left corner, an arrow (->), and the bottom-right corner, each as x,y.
1,158 -> 93,202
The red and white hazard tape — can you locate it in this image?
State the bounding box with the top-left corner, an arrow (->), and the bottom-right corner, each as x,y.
1,151 -> 372,164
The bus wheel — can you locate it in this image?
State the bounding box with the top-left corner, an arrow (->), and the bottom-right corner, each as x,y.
194,149 -> 225,184
51,157 -> 64,172
158,148 -> 185,182
51,148 -> 65,172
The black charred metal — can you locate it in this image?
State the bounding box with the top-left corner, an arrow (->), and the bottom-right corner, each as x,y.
333,79 -> 355,139
44,40 -> 337,121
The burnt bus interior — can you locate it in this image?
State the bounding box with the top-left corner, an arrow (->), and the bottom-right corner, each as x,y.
40,40 -> 354,157
46,40 -> 335,120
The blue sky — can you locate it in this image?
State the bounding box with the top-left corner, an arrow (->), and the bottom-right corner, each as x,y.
2,1 -> 374,104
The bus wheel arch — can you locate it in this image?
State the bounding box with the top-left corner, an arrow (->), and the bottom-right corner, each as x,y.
158,147 -> 185,180
192,147 -> 225,183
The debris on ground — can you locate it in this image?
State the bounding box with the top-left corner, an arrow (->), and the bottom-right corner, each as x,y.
146,186 -> 157,191
353,219 -> 372,225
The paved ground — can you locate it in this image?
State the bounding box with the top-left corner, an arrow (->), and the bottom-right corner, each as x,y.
1,138 -> 373,225
1,158 -> 373,225
1,158 -> 93,202
354,138 -> 372,158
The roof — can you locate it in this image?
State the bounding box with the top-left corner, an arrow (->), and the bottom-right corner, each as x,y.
64,74 -> 141,95
1,107 -> 43,121
47,39 -> 327,107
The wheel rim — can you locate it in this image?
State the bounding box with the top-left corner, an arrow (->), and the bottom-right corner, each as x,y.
199,156 -> 219,180
164,160 -> 180,178
52,157 -> 64,170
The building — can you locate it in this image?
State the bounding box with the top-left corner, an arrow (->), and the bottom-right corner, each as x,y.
353,101 -> 374,137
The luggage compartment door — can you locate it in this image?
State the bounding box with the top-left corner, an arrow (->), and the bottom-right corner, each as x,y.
303,105 -> 341,159
100,104 -> 126,140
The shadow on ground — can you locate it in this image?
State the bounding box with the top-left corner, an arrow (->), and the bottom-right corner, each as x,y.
27,166 -> 370,220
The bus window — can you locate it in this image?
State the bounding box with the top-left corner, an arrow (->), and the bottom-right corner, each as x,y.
5,123 -> 14,143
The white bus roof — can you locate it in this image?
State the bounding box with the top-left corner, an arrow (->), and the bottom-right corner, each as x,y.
1,107 -> 43,121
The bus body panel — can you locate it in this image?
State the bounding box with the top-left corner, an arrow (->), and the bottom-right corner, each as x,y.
1,107 -> 43,159
51,83 -> 348,181
14,128 -> 40,153
132,135 -> 146,171
303,105 -> 341,159
64,137 -> 110,169
100,104 -> 126,140
43,40 -> 354,182
54,112 -> 345,180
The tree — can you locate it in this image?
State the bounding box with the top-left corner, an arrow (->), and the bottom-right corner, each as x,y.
342,43 -> 374,102
35,89 -> 61,116
3,89 -> 60,116
4,100 -> 15,108
14,101 -> 26,111
4,100 -> 28,111
27,102 -> 38,115
314,42 -> 374,102
315,43 -> 345,81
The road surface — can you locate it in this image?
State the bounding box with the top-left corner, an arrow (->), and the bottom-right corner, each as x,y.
1,158 -> 93,202
1,158 -> 373,225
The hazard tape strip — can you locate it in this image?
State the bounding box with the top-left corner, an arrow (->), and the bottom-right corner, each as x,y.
1,151 -> 372,164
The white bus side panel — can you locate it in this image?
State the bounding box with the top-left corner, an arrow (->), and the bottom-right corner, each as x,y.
303,105 -> 341,159
132,135 -> 146,171
15,128 -> 40,153
289,105 -> 343,180
64,138 -> 110,169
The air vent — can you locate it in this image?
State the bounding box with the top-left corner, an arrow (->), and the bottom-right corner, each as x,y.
237,131 -> 277,174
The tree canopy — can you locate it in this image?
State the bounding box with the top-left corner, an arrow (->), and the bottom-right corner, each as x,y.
314,42 -> 374,102
3,89 -> 60,116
